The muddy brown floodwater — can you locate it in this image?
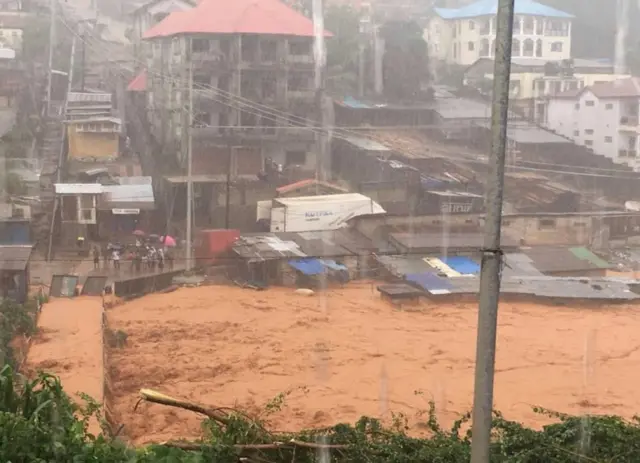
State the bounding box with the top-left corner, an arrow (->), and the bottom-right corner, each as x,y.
26,297 -> 104,434
107,283 -> 640,445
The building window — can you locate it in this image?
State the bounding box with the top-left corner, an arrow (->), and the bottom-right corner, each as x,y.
605,136 -> 613,143
536,18 -> 544,35
585,101 -> 595,107
285,151 -> 306,166
573,130 -> 579,136
535,39 -> 542,57
453,43 -> 458,58
605,103 -> 614,110
538,218 -> 556,230
585,140 -> 593,146
468,41 -> 475,51
512,38 -> 520,57
480,19 -> 490,35
523,38 -> 534,57
523,16 -> 534,34
191,38 -> 209,52
551,42 -> 563,52
574,103 -> 580,109
585,129 -> 594,135
468,20 -> 475,30
289,40 -> 311,56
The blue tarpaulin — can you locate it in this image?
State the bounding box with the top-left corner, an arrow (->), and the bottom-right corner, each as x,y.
405,272 -> 453,293
440,256 -> 480,275
289,258 -> 326,275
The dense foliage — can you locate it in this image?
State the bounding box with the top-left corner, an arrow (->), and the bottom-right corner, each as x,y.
2,362 -> 640,462
0,298 -> 38,369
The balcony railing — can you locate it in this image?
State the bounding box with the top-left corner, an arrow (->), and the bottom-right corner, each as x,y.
619,150 -> 638,158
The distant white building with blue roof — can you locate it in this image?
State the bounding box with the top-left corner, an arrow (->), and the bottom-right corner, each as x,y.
426,0 -> 573,66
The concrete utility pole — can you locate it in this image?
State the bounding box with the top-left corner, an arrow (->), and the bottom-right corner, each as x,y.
312,0 -> 327,181
469,0 -> 515,462
46,0 -> 56,115
185,39 -> 194,271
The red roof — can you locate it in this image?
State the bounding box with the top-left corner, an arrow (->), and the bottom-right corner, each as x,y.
143,0 -> 331,39
127,69 -> 147,92
276,179 -> 348,195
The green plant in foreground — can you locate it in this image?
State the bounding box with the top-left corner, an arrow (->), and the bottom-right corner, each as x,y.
3,362 -> 640,461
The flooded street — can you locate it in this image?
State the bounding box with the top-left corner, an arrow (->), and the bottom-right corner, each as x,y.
106,284 -> 640,444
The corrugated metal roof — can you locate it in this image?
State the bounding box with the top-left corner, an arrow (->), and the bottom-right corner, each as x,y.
474,120 -> 570,144
102,184 -> 154,207
389,232 -> 519,251
522,247 -> 602,272
67,92 -> 112,103
117,176 -> 153,185
0,244 -> 33,271
143,0 -> 331,39
342,136 -> 391,152
434,0 -> 572,19
127,69 -> 147,92
569,247 -> 611,269
276,179 -> 348,195
54,183 -> 103,195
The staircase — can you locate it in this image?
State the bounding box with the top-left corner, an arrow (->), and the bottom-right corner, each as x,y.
33,105 -> 65,259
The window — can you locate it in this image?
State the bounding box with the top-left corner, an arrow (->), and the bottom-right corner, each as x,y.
573,130 -> 579,136
585,101 -> 595,107
535,39 -> 542,57
261,40 -> 277,62
585,129 -> 594,135
523,38 -> 534,57
538,218 -> 556,230
605,103 -> 614,110
574,103 -> 580,109
512,38 -> 520,56
536,18 -> 544,35
453,43 -> 458,58
585,140 -> 593,146
523,16 -> 534,34
480,19 -> 490,35
285,151 -> 306,166
191,38 -> 209,52
605,136 -> 613,143
468,41 -> 474,51
289,40 -> 311,56
287,75 -> 309,92
193,74 -> 210,87
468,20 -> 475,30
551,42 -> 563,52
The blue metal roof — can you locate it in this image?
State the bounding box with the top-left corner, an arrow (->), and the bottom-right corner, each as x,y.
440,256 -> 481,275
434,0 -> 573,19
405,272 -> 453,292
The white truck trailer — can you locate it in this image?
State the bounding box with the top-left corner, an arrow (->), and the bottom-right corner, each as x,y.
257,193 -> 386,233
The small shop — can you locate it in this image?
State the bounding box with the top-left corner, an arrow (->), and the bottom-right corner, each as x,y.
99,180 -> 155,239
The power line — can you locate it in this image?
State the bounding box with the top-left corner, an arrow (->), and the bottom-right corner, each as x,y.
55,13 -> 640,182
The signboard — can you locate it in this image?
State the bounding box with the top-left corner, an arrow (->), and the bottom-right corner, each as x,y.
440,202 -> 473,214
112,208 -> 140,215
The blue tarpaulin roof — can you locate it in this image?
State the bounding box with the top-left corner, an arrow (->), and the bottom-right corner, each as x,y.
434,0 -> 573,19
406,272 -> 453,292
289,258 -> 326,275
441,256 -> 481,275
340,96 -> 373,109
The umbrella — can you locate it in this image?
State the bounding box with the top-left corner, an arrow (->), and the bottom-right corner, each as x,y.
160,235 -> 176,247
133,229 -> 146,237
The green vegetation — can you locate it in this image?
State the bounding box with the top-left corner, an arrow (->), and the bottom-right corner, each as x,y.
0,298 -> 37,369
1,362 -> 640,462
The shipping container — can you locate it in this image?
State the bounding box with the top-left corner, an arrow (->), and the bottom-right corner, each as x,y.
266,193 -> 385,233
195,229 -> 240,265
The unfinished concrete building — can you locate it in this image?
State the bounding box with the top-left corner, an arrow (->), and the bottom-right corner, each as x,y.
142,0 -> 327,180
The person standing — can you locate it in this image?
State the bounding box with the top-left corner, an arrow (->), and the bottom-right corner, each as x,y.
112,249 -> 121,270
92,246 -> 100,270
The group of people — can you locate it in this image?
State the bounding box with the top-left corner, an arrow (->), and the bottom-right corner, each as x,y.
93,241 -> 174,273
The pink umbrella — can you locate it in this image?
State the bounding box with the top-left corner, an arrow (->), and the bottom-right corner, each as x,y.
160,235 -> 176,247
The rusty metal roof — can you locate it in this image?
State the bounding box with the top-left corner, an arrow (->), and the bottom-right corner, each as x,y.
0,244 -> 33,271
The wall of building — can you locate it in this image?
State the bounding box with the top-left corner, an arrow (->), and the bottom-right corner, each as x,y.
428,14 -> 571,66
67,129 -> 119,159
545,90 -> 627,167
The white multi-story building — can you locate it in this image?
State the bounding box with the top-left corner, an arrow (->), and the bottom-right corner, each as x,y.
426,0 -> 573,66
545,78 -> 640,171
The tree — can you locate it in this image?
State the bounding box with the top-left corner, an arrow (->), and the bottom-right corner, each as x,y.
380,20 -> 430,102
325,4 -> 362,95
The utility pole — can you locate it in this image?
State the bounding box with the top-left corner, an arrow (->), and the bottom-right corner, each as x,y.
46,0 -> 56,116
469,1 -> 515,462
185,40 -> 194,271
225,144 -> 232,228
80,27 -> 86,92
312,0 -> 327,180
